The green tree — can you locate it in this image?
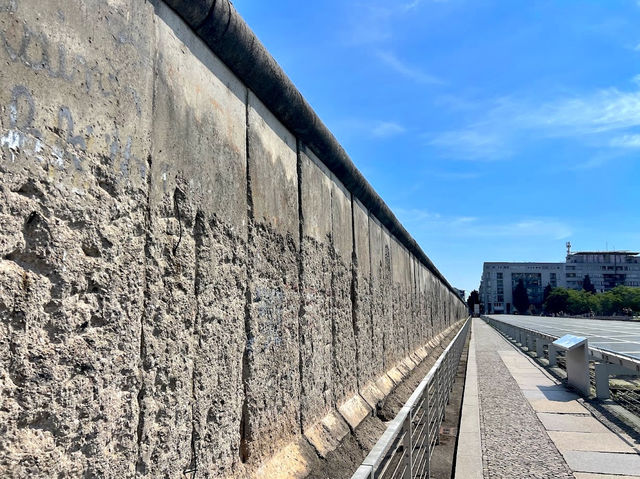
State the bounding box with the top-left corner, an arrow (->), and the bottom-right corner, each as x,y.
512,279 -> 530,314
582,275 -> 597,294
543,284 -> 552,303
467,290 -> 480,314
543,285 -> 640,317
600,286 -> 640,315
566,289 -> 597,315
544,288 -> 569,314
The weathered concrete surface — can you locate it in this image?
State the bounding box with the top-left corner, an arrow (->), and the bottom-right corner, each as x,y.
138,4 -> 248,477
0,1 -> 468,478
368,216 -> 386,379
0,0 -> 153,477
330,177 -> 357,406
352,199 -> 373,388
244,91 -> 301,467
299,146 -> 333,432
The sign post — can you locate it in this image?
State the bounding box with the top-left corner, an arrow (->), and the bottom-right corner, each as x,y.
552,335 -> 590,397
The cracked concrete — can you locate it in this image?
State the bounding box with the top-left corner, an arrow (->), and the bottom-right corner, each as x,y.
0,1 -> 468,478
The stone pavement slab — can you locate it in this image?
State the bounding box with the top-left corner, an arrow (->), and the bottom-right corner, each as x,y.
537,413 -> 611,433
454,328 -> 483,479
527,398 -> 590,414
454,318 -> 640,478
521,388 -> 580,401
563,451 -> 640,476
574,474 -> 640,479
547,431 -> 635,453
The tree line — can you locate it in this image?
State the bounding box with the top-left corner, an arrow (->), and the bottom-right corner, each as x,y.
466,275 -> 640,317
543,283 -> 640,316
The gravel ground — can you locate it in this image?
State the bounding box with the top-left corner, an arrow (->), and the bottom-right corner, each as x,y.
475,322 -> 575,479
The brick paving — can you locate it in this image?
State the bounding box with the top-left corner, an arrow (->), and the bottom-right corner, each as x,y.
475,321 -> 575,478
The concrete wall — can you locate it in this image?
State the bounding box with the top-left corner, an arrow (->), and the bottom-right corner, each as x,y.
0,1 -> 467,478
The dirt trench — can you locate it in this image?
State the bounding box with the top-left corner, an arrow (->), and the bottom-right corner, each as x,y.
305,322 -> 469,479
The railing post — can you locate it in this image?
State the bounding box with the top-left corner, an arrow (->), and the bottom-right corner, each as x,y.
536,337 -> 544,358
403,409 -> 413,479
425,386 -> 431,479
437,367 -> 443,438
594,362 -> 610,400
548,343 -> 557,367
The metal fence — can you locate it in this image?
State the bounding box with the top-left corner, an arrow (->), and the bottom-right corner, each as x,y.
484,315 -> 640,409
351,318 -> 471,479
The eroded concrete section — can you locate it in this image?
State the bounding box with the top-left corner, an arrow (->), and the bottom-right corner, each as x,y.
0,1 -> 468,477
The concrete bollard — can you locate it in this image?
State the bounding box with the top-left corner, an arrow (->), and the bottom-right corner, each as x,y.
536,338 -> 544,359
548,343 -> 557,367
594,363 -> 610,400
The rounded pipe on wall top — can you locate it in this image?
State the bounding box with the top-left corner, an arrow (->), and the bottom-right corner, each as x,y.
162,0 -> 214,28
163,0 -> 464,303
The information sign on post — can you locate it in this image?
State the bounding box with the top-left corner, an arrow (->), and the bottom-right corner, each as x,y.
551,335 -> 590,397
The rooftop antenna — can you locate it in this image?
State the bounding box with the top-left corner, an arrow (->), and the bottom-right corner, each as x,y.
566,241 -> 571,256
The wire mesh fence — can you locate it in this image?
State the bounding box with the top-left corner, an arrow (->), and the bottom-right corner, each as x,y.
351,318 -> 471,479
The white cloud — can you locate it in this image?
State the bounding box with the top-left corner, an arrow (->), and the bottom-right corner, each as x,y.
331,117 -> 408,140
521,87 -> 640,135
376,50 -> 443,85
345,0 -> 451,45
403,0 -> 423,10
345,6 -> 394,46
431,170 -> 482,180
403,0 -> 449,10
428,129 -> 509,160
372,121 -> 406,138
427,79 -> 640,161
610,134 -> 640,148
396,208 -> 573,240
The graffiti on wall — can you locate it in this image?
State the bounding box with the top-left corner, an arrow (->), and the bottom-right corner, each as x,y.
1,85 -> 146,183
0,2 -> 147,187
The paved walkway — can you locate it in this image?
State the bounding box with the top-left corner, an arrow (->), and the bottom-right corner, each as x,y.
456,318 -> 640,479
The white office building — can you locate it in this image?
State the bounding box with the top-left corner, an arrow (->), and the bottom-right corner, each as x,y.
479,262 -> 565,314
565,250 -> 640,292
479,244 -> 640,314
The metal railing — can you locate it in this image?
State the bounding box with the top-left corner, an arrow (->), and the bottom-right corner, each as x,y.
351,318 -> 471,479
483,315 -> 640,404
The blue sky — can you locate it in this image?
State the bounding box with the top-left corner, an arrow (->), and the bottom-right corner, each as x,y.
232,0 -> 640,295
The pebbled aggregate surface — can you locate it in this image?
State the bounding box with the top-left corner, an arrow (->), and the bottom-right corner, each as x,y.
475,322 -> 575,479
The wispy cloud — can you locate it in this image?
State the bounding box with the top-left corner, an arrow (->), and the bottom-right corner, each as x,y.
521,88 -> 640,135
430,170 -> 482,180
403,0 -> 423,11
345,5 -> 394,46
428,80 -> 640,162
344,1 -> 450,46
372,121 -> 406,138
331,117 -> 407,140
376,50 -> 443,85
396,208 -> 573,240
428,129 -> 510,160
610,134 -> 640,148
402,0 -> 449,11
490,220 -> 573,240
